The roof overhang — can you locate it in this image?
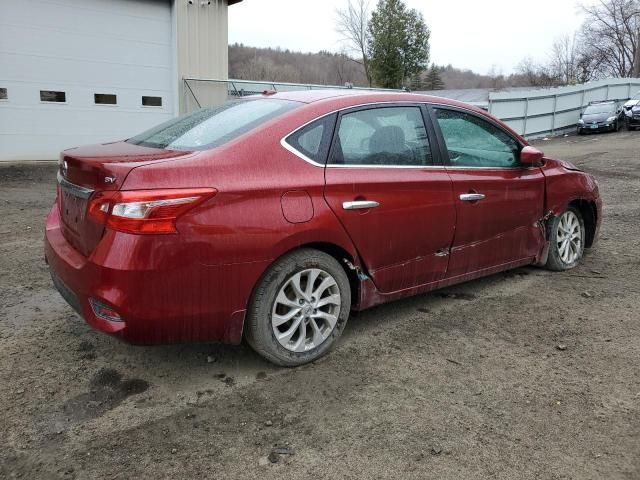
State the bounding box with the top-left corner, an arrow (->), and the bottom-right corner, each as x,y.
228,0 -> 242,4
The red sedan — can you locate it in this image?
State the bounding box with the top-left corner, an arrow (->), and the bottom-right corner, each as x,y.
45,91 -> 602,366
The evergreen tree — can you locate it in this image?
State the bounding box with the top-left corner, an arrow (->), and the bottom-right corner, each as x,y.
408,72 -> 422,91
424,64 -> 444,90
368,0 -> 430,89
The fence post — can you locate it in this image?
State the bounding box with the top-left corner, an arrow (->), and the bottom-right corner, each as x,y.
551,94 -> 558,136
231,81 -> 240,98
182,78 -> 187,114
523,97 -> 529,137
183,79 -> 201,110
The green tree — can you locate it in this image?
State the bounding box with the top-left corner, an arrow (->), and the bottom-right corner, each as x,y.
368,0 -> 430,89
409,71 -> 425,91
424,64 -> 444,90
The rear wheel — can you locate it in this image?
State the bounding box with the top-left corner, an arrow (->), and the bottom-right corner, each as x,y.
245,249 -> 351,366
545,207 -> 585,271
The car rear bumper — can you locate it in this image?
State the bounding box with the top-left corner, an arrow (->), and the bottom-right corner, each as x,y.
44,204 -> 266,345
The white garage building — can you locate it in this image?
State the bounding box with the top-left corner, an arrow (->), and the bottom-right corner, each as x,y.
0,0 -> 240,161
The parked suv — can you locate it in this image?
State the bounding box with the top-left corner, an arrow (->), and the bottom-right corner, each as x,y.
622,90 -> 640,130
577,100 -> 623,134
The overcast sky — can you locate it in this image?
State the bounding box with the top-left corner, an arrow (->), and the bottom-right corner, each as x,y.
229,0 -> 587,75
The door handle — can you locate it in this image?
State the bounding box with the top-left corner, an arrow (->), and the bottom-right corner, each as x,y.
342,200 -> 380,210
459,193 -> 485,202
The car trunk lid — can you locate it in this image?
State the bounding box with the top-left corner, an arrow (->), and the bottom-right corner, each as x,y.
57,141 -> 193,256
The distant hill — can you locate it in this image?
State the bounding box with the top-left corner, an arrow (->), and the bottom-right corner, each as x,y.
228,44 -> 533,90
229,43 -> 368,87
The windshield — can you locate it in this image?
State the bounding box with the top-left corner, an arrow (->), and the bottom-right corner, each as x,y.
583,104 -> 615,115
127,99 -> 301,150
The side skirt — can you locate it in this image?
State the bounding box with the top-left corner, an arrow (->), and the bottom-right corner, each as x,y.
355,257 -> 535,311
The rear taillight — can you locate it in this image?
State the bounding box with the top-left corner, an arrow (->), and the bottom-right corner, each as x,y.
87,188 -> 216,234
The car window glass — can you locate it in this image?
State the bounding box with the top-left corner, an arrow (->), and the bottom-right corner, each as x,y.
298,124 -> 323,154
434,108 -> 519,168
128,99 -> 300,150
330,106 -> 433,166
584,104 -> 615,115
285,114 -> 336,164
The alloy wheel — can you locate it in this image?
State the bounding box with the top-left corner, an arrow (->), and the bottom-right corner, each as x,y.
556,210 -> 582,264
271,268 -> 341,352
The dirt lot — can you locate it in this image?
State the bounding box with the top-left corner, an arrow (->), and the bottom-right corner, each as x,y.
1,131 -> 639,480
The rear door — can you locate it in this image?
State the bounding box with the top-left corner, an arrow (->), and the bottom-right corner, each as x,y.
323,104 -> 456,293
429,105 -> 545,278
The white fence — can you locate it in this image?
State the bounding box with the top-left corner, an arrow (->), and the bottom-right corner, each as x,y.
489,78 -> 640,138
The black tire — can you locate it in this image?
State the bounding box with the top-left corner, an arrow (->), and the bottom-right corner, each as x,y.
545,206 -> 586,271
626,119 -> 632,131
245,248 -> 351,367
577,128 -> 583,135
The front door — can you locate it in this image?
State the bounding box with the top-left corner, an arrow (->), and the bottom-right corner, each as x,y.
323,104 -> 456,293
430,106 -> 545,278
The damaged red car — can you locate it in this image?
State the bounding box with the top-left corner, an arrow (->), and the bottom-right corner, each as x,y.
45,91 -> 601,366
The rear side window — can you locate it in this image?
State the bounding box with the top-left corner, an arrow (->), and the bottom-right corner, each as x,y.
285,114 -> 336,164
128,99 -> 300,150
329,106 -> 433,166
434,108 -> 519,168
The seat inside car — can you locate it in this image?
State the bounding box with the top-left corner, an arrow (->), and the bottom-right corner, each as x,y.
369,125 -> 416,165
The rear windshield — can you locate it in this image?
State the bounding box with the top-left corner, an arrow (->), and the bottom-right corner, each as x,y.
583,104 -> 615,115
127,99 -> 300,150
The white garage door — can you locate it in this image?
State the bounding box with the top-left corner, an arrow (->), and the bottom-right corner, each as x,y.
0,0 -> 175,161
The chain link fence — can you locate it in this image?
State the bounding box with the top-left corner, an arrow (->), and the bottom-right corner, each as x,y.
182,78 -> 400,112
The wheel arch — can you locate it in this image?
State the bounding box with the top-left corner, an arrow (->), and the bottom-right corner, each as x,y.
273,241 -> 362,308
568,199 -> 597,248
242,236 -> 366,339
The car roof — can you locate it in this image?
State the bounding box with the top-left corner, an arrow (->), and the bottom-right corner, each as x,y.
588,100 -> 616,105
260,89 -> 485,113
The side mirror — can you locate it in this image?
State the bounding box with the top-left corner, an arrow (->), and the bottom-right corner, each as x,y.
520,146 -> 544,167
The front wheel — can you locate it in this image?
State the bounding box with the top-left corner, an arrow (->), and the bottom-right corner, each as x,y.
545,207 -> 585,271
245,249 -> 351,366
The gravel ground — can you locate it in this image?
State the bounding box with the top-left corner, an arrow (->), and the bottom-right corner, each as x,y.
1,131 -> 639,479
